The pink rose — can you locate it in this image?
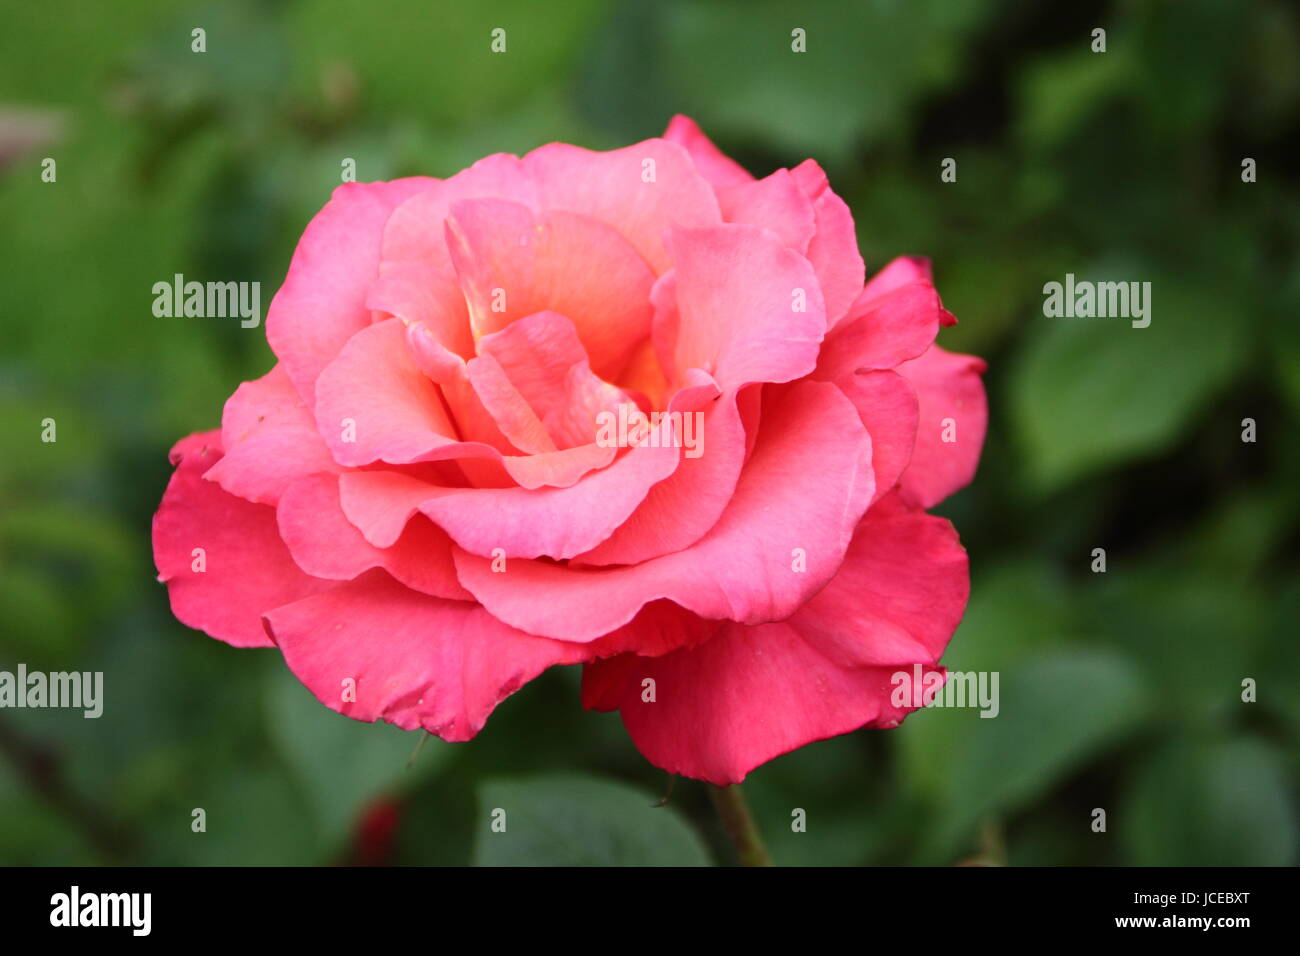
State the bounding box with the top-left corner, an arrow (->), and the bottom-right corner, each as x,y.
153,115 -> 986,785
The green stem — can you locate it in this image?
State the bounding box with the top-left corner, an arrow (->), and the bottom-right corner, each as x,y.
708,783 -> 774,867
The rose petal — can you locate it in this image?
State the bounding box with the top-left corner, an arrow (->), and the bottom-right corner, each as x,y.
717,168 -> 815,253
267,177 -> 437,406
662,115 -> 754,191
453,379 -> 872,641
337,424 -> 681,559
790,159 -> 865,329
152,431 -> 330,648
815,274 -> 946,380
203,364 -> 340,506
524,137 -> 722,273
445,199 -> 657,379
379,154 -> 538,267
583,493 -> 967,783
314,318 -> 468,467
472,310 -> 631,450
653,223 -> 826,391
836,369 -> 919,503
265,571 -> 589,742
585,600 -> 724,660
785,491 -> 970,667
466,350 -> 559,454
277,473 -> 470,600
572,379 -> 751,566
402,319 -> 617,488
894,345 -> 988,509
582,622 -> 945,784
367,259 -> 475,361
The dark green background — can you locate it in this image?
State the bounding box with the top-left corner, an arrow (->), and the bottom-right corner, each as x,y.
1,0 -> 1297,865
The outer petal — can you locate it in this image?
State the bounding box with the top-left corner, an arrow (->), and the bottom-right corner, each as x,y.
663,118 -> 864,327
582,623 -> 943,785
653,224 -> 826,391
276,473 -> 470,600
859,255 -> 946,306
662,115 -> 754,191
204,363 -> 339,506
583,493 -> 967,784
784,492 -> 970,667
524,137 -> 722,273
815,275 -> 946,381
716,169 -> 815,253
585,600 -> 723,660
836,369 -> 919,503
379,153 -> 538,267
152,431 -> 330,648
790,159 -> 865,329
264,571 -> 589,742
810,257 -> 964,503
266,177 -> 437,406
453,379 -> 872,642
894,345 -> 988,509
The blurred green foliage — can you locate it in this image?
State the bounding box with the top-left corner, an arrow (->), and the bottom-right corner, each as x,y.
1,0 -> 1297,866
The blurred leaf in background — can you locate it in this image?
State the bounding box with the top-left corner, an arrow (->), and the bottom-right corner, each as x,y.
474,775 -> 710,866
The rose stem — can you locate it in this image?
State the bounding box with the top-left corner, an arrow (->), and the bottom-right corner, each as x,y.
707,783 -> 774,867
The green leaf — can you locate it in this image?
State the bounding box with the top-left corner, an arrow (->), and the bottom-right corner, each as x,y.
266,664 -> 448,855
475,774 -> 711,866
1083,565 -> 1266,721
1120,737 -> 1297,866
662,0 -> 996,162
1131,0 -> 1244,135
1271,264 -> 1300,418
1011,268 -> 1250,491
897,562 -> 1072,802
919,648 -> 1147,862
1018,47 -> 1133,151
146,767 -> 319,866
745,735 -> 889,866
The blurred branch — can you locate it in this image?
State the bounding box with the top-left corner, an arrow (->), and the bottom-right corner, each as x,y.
956,819 -> 1008,867
708,783 -> 773,867
0,716 -> 132,862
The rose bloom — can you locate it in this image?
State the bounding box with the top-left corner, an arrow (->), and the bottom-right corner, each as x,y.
153,116 -> 986,785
